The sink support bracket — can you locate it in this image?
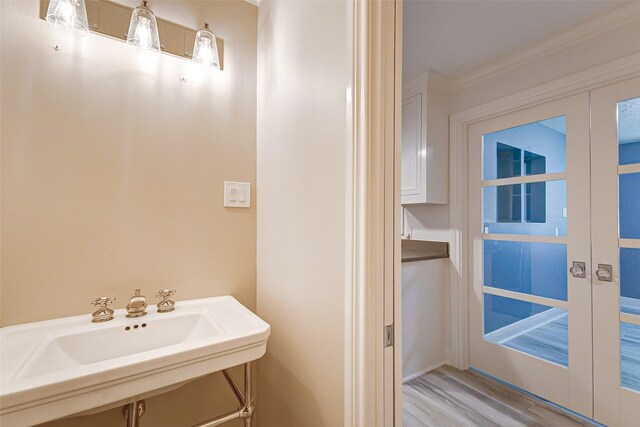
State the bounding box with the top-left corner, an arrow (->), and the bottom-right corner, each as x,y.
123,400 -> 146,427
192,362 -> 254,427
119,363 -> 254,427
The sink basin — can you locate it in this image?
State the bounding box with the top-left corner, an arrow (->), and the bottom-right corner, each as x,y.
0,296 -> 270,426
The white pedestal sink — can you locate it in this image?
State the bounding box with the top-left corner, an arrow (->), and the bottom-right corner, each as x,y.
0,296 -> 270,426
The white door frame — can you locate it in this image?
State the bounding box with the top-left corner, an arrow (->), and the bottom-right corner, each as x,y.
447,53 -> 640,371
348,1 -> 401,426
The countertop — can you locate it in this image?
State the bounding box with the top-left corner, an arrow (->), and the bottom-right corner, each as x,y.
401,240 -> 449,263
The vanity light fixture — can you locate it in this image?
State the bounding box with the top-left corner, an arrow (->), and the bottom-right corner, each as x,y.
192,23 -> 220,69
45,0 -> 89,34
40,0 -> 223,70
126,1 -> 161,54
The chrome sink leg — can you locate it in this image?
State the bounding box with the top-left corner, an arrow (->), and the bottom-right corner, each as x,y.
123,400 -> 145,427
243,362 -> 253,427
192,362 -> 255,427
117,363 -> 254,427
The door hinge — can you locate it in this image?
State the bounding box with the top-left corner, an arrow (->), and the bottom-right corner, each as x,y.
384,324 -> 394,347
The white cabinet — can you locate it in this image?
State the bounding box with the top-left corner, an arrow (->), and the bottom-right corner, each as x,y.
401,71 -> 449,205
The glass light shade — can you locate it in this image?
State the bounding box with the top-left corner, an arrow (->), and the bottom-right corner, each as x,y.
46,0 -> 89,34
127,2 -> 161,53
192,25 -> 219,69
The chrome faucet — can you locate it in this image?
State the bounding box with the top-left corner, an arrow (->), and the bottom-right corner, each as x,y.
91,296 -> 116,323
126,289 -> 148,318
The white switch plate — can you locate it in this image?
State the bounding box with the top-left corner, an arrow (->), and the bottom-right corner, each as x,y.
224,181 -> 251,208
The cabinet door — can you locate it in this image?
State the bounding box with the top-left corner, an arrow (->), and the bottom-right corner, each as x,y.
401,94 -> 426,204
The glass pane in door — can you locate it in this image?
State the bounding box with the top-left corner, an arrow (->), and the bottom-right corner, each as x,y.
619,173 -> 640,239
620,248 -> 640,316
482,116 -> 567,180
483,294 -> 568,366
483,180 -> 567,236
618,97 -> 640,165
621,322 -> 640,392
618,96 -> 640,396
484,240 -> 567,301
481,115 -> 570,368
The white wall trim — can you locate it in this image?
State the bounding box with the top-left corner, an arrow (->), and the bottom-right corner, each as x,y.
403,69 -> 451,92
450,2 -> 640,92
347,1 -> 398,426
447,52 -> 640,371
456,51 -> 640,124
447,110 -> 470,370
393,2 -> 404,427
484,308 -> 566,344
347,1 -> 373,425
621,296 -> 640,315
402,361 -> 446,383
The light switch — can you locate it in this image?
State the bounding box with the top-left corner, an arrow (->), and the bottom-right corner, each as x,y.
224,182 -> 251,208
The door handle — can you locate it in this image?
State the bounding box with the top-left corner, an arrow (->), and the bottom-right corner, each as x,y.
569,261 -> 586,278
595,264 -> 613,282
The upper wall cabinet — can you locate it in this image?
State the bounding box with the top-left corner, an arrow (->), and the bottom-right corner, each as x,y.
401,71 -> 449,205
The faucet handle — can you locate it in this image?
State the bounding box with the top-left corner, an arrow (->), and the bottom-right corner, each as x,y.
90,296 -> 116,323
91,296 -> 116,307
156,289 -> 176,299
156,289 -> 176,313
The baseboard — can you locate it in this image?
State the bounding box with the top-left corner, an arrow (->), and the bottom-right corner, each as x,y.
484,307 -> 566,344
621,296 -> 640,316
403,361 -> 446,383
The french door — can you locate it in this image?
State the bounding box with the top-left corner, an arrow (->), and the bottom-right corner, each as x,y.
469,93 -> 593,416
469,76 -> 640,426
591,76 -> 640,427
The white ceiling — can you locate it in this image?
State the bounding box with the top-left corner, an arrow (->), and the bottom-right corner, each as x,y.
403,0 -> 629,81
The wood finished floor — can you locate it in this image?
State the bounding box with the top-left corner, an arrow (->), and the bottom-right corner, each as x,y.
403,365 -> 598,427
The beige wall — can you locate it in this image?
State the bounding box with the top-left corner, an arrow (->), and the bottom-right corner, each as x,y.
1,0 -> 257,425
256,0 -> 350,426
